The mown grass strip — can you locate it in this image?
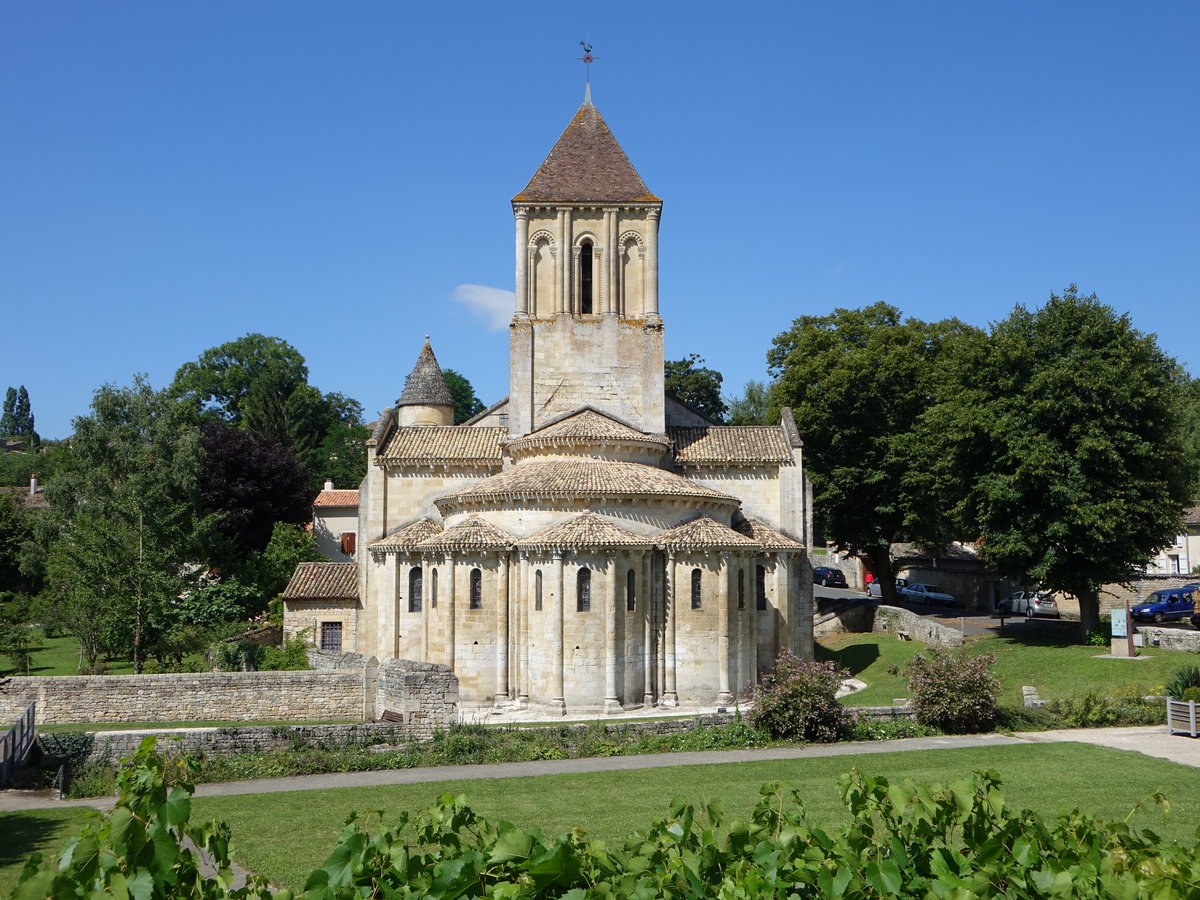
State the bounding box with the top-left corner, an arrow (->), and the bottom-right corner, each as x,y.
194,742 -> 1200,891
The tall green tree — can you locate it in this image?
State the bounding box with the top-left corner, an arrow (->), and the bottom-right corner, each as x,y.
0,387 -> 16,436
44,377 -> 206,672
665,355 -> 728,423
1180,376 -> 1200,500
443,368 -> 486,424
1,386 -> 37,440
925,287 -> 1194,633
767,303 -> 979,602
726,380 -> 771,425
170,334 -> 364,483
0,490 -> 33,593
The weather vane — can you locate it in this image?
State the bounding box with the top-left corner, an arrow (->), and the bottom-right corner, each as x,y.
578,40 -> 598,83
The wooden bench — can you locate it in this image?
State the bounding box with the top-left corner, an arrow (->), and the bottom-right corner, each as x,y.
378,709 -> 406,724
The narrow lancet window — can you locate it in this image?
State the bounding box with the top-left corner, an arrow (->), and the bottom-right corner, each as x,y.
626,569 -> 636,611
580,241 -> 594,314
470,568 -> 482,609
409,567 -> 423,613
737,569 -> 745,610
535,570 -> 543,611
577,568 -> 592,612
756,565 -> 767,611
691,568 -> 702,609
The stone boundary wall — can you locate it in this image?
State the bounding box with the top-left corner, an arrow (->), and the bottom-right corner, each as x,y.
76,722 -> 419,767
0,670 -> 366,725
872,605 -> 965,647
813,599 -> 964,648
66,704 -> 916,768
377,659 -> 458,734
0,655 -> 460,728
1133,626 -> 1200,653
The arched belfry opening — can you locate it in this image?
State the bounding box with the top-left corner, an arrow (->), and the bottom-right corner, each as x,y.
579,240 -> 594,314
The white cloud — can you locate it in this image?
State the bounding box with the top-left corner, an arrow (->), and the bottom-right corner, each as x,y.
451,284 -> 514,331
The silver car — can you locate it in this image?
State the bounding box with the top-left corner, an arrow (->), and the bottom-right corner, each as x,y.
998,590 -> 1060,618
899,583 -> 956,604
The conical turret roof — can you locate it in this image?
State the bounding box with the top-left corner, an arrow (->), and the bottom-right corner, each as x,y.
397,339 -> 454,409
514,100 -> 659,204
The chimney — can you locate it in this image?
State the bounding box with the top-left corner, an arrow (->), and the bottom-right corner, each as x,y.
324,479 -> 334,492
30,473 -> 38,495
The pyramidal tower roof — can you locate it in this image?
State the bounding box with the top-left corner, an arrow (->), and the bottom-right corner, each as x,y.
514,98 -> 659,204
397,338 -> 454,408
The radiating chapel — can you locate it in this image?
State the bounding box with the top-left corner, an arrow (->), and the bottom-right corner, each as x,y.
284,93 -> 816,713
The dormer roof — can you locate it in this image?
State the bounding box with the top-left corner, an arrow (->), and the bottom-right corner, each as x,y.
514,101 -> 659,205
397,340 -> 454,409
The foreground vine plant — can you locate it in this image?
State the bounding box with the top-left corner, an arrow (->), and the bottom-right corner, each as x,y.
13,736 -> 1200,898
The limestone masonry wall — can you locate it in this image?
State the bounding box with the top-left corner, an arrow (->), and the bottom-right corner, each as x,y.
0,651 -> 461,728
376,659 -> 458,734
78,722 -> 418,767
0,670 -> 366,725
815,600 -> 964,648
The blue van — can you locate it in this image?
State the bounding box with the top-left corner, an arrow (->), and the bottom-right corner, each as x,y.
1131,586 -> 1196,623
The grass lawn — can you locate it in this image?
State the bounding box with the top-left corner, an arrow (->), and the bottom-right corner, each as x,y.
0,634 -> 134,677
193,743 -> 1200,890
0,808 -> 96,896
817,632 -> 1195,706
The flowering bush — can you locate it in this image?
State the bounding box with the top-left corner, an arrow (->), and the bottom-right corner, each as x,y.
750,652 -> 850,742
905,647 -> 999,734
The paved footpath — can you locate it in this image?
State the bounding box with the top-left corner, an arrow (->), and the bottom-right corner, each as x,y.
3,727 -> 1198,814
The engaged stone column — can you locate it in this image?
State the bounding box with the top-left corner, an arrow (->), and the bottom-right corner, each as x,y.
645,208 -> 661,320
552,552 -> 566,713
663,552 -> 678,706
556,209 -> 571,315
445,556 -> 456,671
641,553 -> 653,707
605,554 -> 621,714
515,208 -> 529,316
517,552 -> 529,706
718,554 -> 733,705
774,554 -> 790,656
496,554 -> 510,705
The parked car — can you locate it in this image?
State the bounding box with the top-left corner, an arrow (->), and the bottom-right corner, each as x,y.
1131,587 -> 1196,624
812,566 -> 848,588
867,577 -> 908,599
998,590 -> 1060,618
899,583 -> 956,605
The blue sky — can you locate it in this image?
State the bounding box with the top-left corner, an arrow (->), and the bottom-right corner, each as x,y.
3,2 -> 1197,439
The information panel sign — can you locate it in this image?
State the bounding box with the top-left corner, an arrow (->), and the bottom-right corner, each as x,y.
1111,608 -> 1128,639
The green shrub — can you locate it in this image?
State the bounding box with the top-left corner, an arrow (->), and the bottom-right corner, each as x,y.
905,647 -> 999,734
749,651 -> 850,742
846,716 -> 937,741
1180,686 -> 1200,703
1048,689 -> 1165,727
994,703 -> 1058,732
259,633 -> 310,671
1164,665 -> 1200,700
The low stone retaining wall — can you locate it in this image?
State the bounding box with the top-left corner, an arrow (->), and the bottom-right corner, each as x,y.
76,722 -> 419,767
0,655 -> 459,728
1133,626 -> 1200,653
814,600 -> 964,648
0,670 -> 368,725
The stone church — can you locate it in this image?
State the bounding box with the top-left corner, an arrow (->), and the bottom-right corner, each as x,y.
284,93 -> 815,714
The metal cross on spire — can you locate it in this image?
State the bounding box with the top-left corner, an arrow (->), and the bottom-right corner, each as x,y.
578,40 -> 599,84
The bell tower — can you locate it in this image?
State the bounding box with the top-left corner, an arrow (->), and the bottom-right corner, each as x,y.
507,93 -> 665,437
